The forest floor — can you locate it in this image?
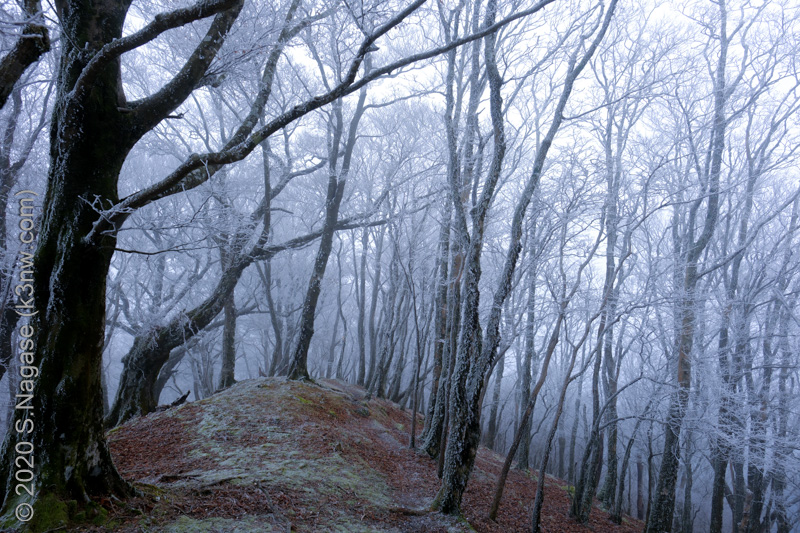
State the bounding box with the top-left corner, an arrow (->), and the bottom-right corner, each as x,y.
79,377 -> 645,532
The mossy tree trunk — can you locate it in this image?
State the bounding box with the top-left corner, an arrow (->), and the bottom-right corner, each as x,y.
0,0 -> 242,522
0,0 -> 134,515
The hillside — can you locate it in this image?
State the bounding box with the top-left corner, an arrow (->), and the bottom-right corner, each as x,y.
85,378 -> 643,532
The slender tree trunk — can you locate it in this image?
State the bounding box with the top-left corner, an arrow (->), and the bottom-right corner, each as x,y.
407,253 -> 426,449
326,245 -> 344,379
365,227 -> 384,387
611,432 -> 633,524
611,399 -> 651,523
772,297 -> 793,533
567,391 -> 582,485
532,323 -> 593,533
483,352 -> 504,450
288,78 -> 368,380
356,227 -> 369,385
636,457 -> 645,520
572,320 -> 605,522
217,291 -> 237,390
423,224 -> 462,459
517,252 -> 537,470
335,293 -> 348,381
288,153 -> 345,379
388,298 -> 410,402
489,310 -> 564,521
422,208 -> 450,445
263,259 -> 286,376
375,288 -> 406,398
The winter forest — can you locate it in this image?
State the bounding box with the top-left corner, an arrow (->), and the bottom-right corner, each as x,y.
0,0 -> 799,531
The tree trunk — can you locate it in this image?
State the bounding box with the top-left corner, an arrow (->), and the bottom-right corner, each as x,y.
567,392 -> 582,485
680,446 -> 693,533
646,0 -> 727,526
365,226 -> 384,387
326,245 -> 345,379
572,321 -> 605,522
356,227 -> 369,385
483,351 -> 504,450
0,0 -> 138,515
107,259 -> 247,427
636,458 -> 645,519
263,259 -> 286,376
288,166 -> 346,379
217,291 -> 237,390
532,326 -> 590,533
517,251 -> 537,470
611,398 -> 651,523
288,44 -> 371,381
421,207 -> 450,446
489,310 -> 564,521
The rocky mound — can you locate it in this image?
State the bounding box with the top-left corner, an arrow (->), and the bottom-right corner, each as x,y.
94,378 -> 644,532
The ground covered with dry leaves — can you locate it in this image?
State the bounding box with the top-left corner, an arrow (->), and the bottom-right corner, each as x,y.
78,378 -> 645,532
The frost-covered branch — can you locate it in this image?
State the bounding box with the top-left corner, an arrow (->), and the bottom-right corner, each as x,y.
87,0 -> 559,243
70,0 -> 241,104
0,0 -> 49,110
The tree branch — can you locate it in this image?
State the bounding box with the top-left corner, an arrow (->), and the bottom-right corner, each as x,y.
70,0 -> 240,104
126,0 -> 244,137
87,0 -> 558,243
0,1 -> 49,110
